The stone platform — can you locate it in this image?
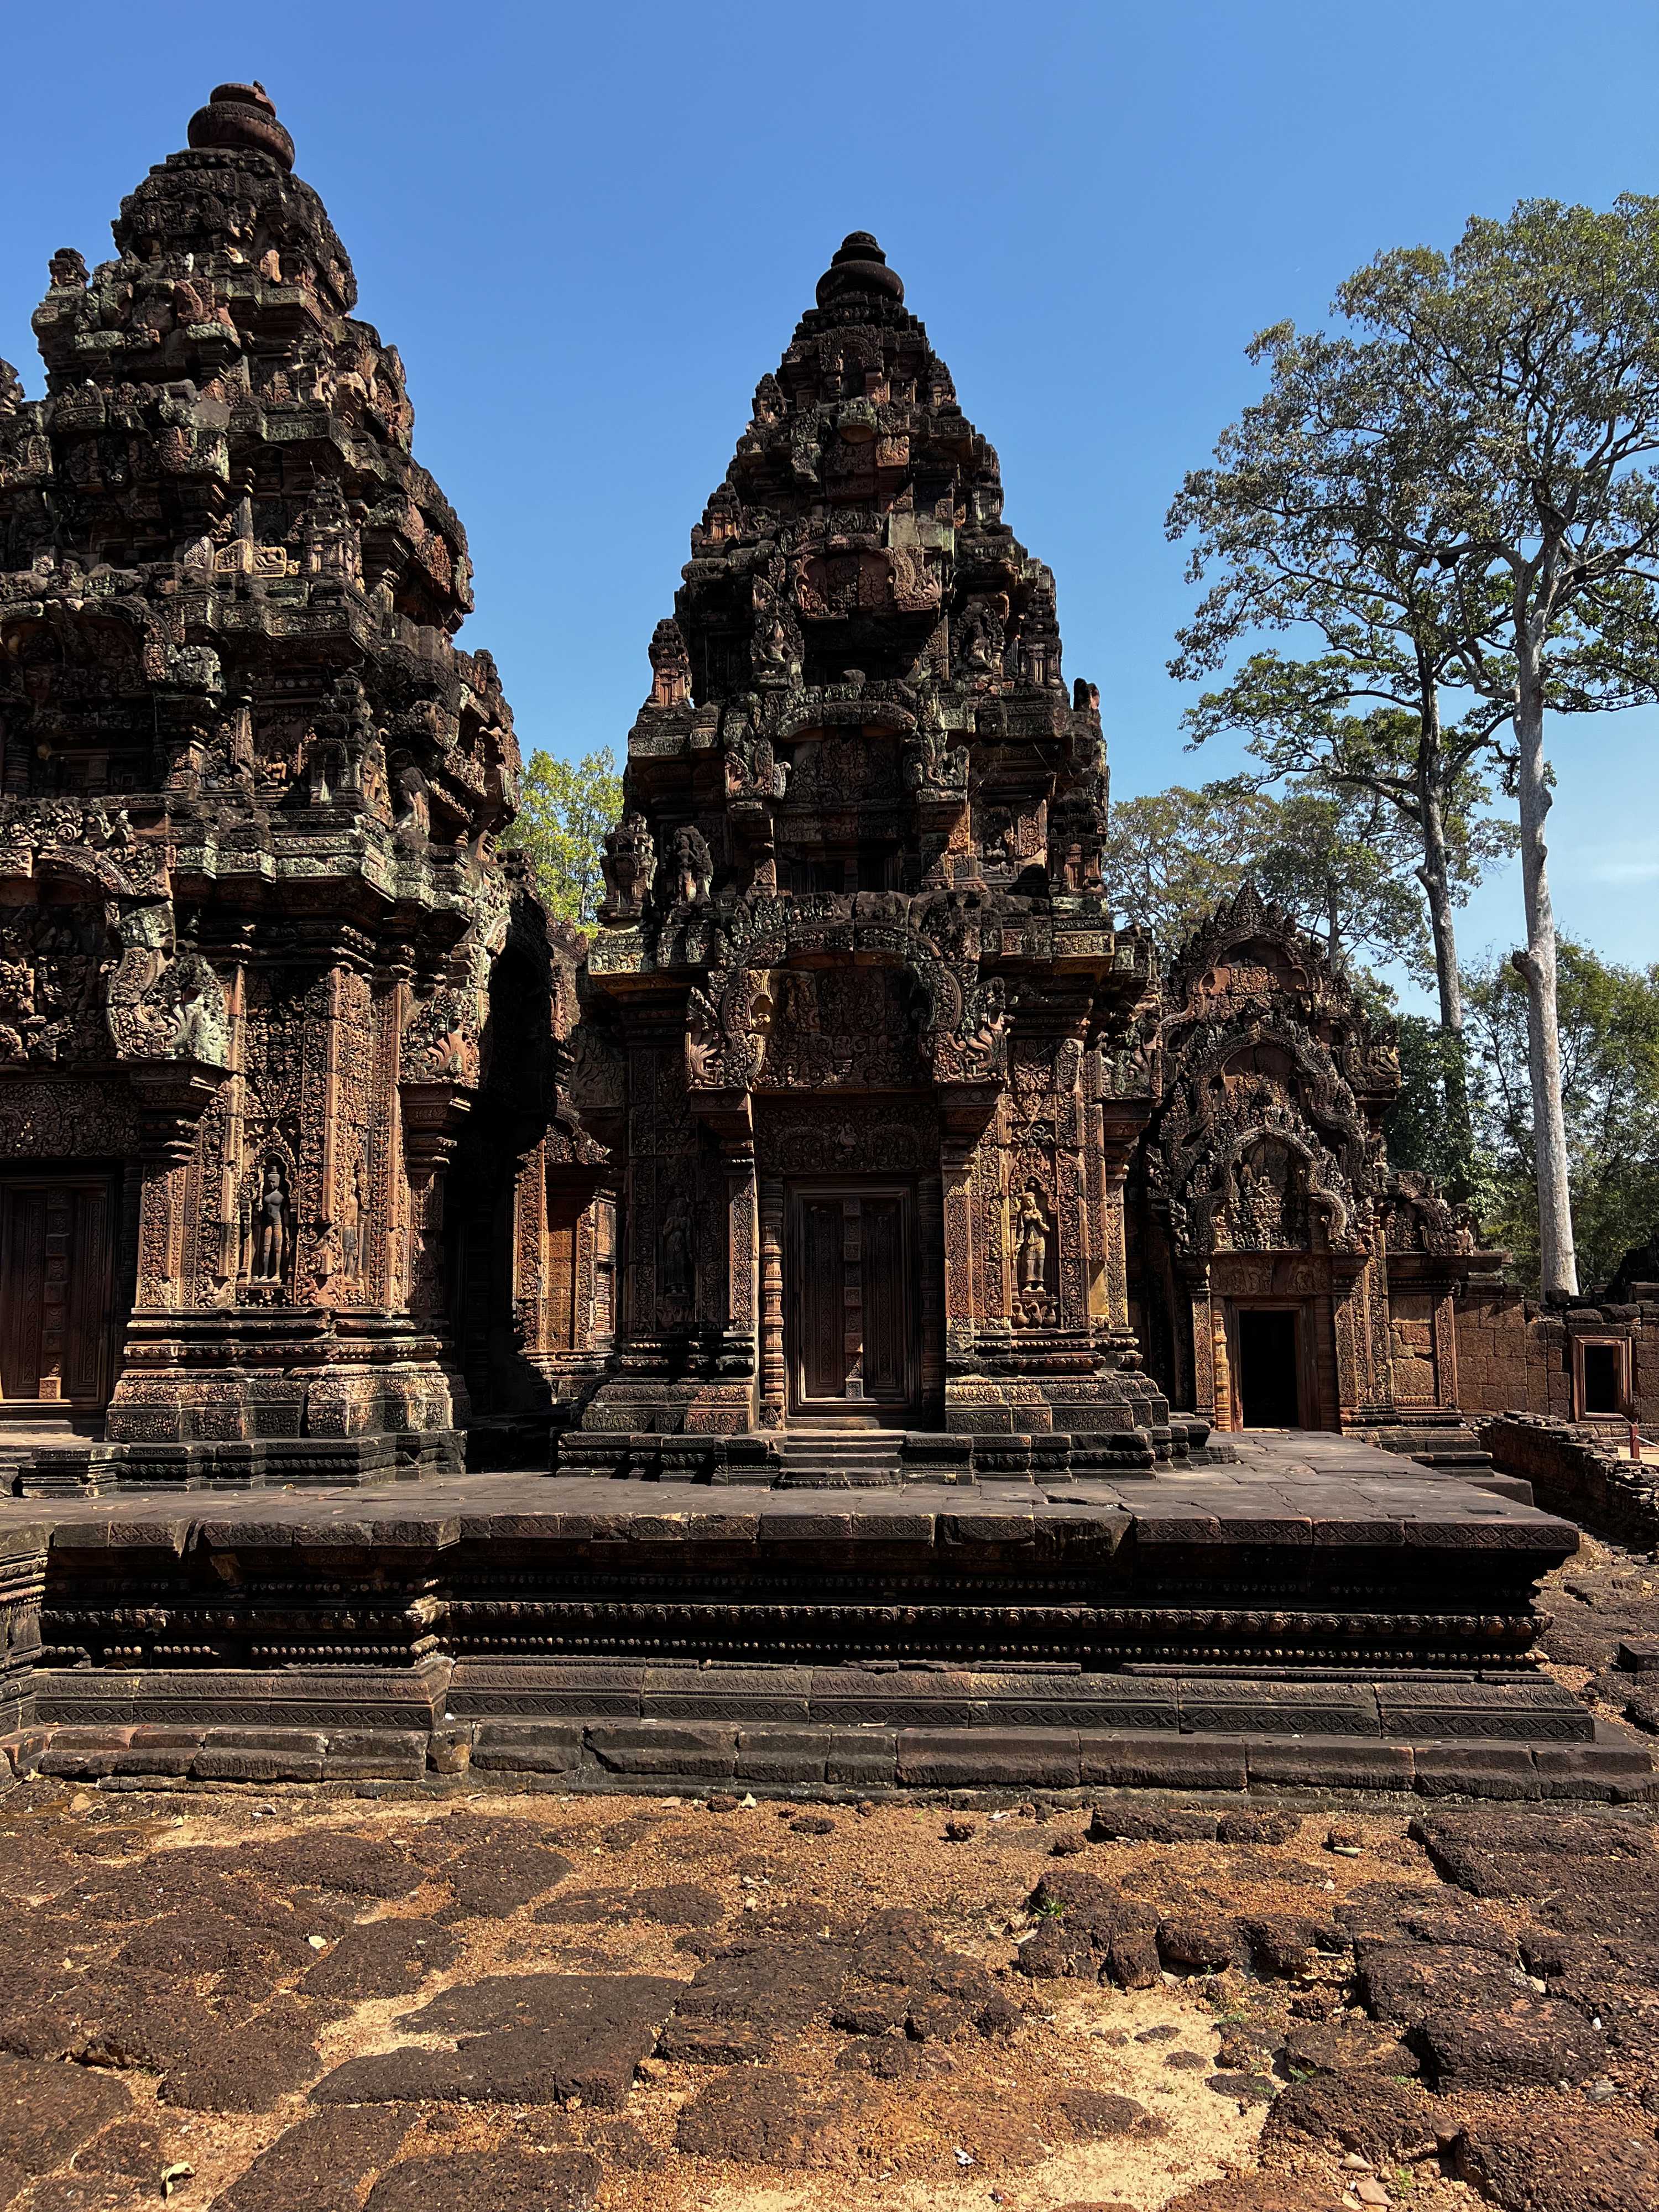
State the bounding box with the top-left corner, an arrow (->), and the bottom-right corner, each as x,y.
0,1433 -> 1647,1802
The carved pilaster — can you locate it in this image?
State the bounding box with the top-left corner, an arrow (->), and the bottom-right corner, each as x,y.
1097,1097 -> 1152,1336
1208,1292 -> 1232,1429
759,1175 -> 785,1426
399,1079 -> 471,1323
722,1134 -> 759,1378
941,1136 -> 976,1373
127,1060 -> 228,1309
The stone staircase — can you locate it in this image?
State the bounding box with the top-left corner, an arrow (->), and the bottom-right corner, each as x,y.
0,1413 -> 101,1497
775,1429 -> 906,1488
1354,1407 -> 1501,1479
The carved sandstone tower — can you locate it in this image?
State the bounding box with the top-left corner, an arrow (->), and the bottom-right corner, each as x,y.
0,85 -> 520,1481
569,233 -> 1196,1476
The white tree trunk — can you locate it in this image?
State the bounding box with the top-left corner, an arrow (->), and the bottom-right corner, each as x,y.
1415,721 -> 1472,1170
1511,651 -> 1578,1298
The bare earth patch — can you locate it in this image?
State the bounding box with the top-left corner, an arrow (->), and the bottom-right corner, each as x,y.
0,1535 -> 1654,2212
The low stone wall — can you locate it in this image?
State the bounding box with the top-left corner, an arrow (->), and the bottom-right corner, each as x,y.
1457,1285 -> 1659,1425
1481,1412 -> 1659,1549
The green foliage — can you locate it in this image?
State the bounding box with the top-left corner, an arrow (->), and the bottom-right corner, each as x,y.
1185,667 -> 1519,954
1384,1014 -> 1490,1209
1464,941 -> 1659,1293
1102,780 -> 1276,952
1333,199 -> 1659,700
501,747 -> 623,926
1103,776 -> 1427,978
1172,194 -> 1659,737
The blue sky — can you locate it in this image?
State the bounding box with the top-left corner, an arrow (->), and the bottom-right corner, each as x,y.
3,0 -> 1655,1005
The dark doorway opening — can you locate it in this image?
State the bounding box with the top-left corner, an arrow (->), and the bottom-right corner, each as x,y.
1237,1307 -> 1301,1428
1583,1343 -> 1622,1415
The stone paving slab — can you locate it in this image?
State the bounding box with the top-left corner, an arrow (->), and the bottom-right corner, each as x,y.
2,1749 -> 1657,2210
0,1457 -> 1575,1551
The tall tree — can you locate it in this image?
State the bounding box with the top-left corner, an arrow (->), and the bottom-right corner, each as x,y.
501,747 -> 623,925
1171,197 -> 1659,1297
1464,941 -> 1659,1295
1385,1012 -> 1490,1200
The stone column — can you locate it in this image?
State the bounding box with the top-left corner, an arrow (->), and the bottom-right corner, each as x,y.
1209,1294 -> 1233,1431
513,1138 -> 550,1358
723,1133 -> 759,1374
1432,1285 -> 1459,1408
940,1134 -> 977,1372
1096,1100 -> 1146,1335
683,1090 -> 758,1432
399,1082 -> 469,1326
1082,1050 -> 1108,1320
1055,1138 -> 1090,1331
127,1063 -> 226,1310
759,1175 -> 785,1426
1321,1284 -> 1349,1430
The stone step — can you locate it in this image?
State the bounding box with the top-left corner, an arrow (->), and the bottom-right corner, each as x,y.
776,1449 -> 903,1465
0,1423 -> 101,1499
33,1658 -> 1600,1744
777,1447 -> 902,1460
776,1433 -> 905,1489
13,1712 -> 1649,1805
779,1434 -> 901,1454
775,1477 -> 905,1491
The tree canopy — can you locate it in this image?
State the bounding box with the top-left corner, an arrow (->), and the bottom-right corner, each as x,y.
1103,776 -> 1428,977
501,747 -> 623,926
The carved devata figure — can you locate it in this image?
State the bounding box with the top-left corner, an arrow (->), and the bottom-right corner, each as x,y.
248,1161 -> 293,1285
659,1191 -> 695,1313
1013,1185 -> 1056,1324
340,1152 -> 367,1280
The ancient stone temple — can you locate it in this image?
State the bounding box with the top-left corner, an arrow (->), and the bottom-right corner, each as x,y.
0,83 -> 524,1484
564,230 -> 1193,1481
1127,885 -> 1500,1461
0,95 -> 1635,1807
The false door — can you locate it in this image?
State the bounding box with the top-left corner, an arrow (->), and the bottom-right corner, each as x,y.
0,1173 -> 114,1407
785,1182 -> 916,1421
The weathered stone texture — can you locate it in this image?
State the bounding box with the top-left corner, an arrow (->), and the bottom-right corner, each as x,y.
0,83 -> 559,1485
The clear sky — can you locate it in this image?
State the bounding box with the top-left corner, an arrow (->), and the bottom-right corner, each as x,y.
3,0 -> 1655,1005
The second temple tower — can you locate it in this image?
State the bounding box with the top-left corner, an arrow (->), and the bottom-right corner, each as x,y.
562,233 -> 1196,1477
